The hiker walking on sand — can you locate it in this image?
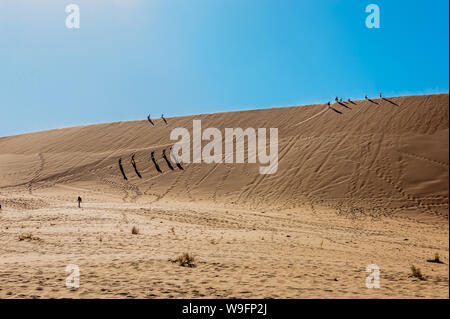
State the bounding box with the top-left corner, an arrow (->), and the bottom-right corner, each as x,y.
348,98 -> 351,103
327,102 -> 331,108
77,196 -> 82,208
335,97 -> 338,103
380,92 -> 382,98
365,94 -> 368,100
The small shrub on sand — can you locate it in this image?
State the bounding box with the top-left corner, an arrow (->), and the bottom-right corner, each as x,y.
170,253 -> 196,268
427,253 -> 444,264
131,226 -> 139,235
18,233 -> 38,241
410,265 -> 426,280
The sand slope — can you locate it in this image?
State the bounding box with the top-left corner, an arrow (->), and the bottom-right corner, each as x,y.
0,94 -> 448,298
1,94 -> 448,216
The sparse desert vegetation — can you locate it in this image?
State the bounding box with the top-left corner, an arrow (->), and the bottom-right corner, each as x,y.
410,265 -> 426,281
170,253 -> 196,268
131,226 -> 139,235
18,233 -> 38,241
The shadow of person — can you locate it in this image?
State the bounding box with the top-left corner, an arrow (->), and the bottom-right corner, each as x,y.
147,114 -> 155,126
118,158 -> 128,180
161,114 -> 168,125
151,151 -> 163,173
338,102 -> 352,109
162,149 -> 174,171
330,106 -> 343,114
170,146 -> 184,170
131,154 -> 142,178
382,98 -> 399,106
368,99 -> 379,105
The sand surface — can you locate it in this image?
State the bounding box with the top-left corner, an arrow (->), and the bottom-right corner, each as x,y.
0,94 -> 448,298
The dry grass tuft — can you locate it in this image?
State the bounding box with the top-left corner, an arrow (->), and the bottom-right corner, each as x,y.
170,253 -> 196,268
410,265 -> 426,280
18,233 -> 38,241
131,226 -> 139,235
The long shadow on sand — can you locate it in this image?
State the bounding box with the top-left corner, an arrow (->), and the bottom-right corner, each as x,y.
118,158 -> 128,180
162,149 -> 174,171
368,99 -> 379,105
151,151 -> 163,173
330,107 -> 343,114
382,98 -> 399,106
338,102 -> 352,109
147,115 -> 155,126
131,154 -> 142,178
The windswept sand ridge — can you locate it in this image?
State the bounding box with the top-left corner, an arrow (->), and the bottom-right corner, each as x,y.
0,94 -> 448,216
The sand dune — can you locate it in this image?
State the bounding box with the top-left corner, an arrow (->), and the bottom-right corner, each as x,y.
0,94 -> 448,298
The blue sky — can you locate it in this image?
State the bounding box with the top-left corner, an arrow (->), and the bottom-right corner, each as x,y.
0,0 -> 448,137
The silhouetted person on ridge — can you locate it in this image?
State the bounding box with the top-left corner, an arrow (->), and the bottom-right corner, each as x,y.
335,97 -> 338,103
77,196 -> 82,208
365,94 -> 368,100
340,98 -> 343,103
161,113 -> 167,125
380,92 -> 382,98
147,114 -> 154,126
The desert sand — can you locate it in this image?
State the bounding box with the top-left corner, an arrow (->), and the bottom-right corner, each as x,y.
0,94 -> 448,298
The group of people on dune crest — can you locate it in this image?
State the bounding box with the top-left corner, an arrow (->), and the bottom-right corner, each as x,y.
327,92 -> 383,109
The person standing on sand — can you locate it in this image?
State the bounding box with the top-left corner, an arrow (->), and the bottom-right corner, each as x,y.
365,94 -> 368,100
327,102 -> 331,108
380,92 -> 382,98
77,196 -> 82,208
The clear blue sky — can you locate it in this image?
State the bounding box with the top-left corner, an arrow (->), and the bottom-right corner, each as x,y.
0,0 -> 448,137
